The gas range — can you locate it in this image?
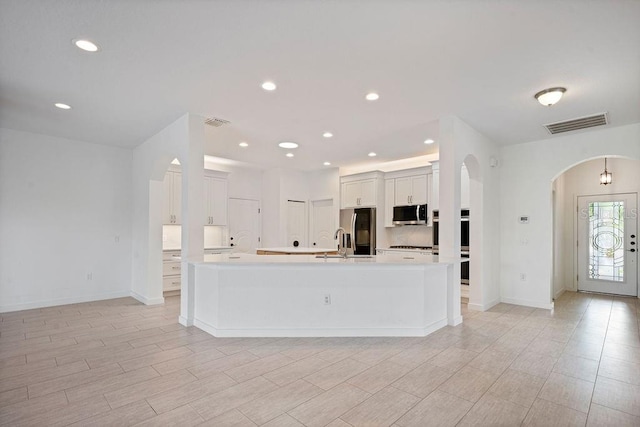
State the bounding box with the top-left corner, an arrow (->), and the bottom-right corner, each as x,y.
389,245 -> 432,250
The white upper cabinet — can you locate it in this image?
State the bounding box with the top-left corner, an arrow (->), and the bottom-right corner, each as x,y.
394,174 -> 427,206
341,178 -> 376,208
204,171 -> 229,226
162,170 -> 182,225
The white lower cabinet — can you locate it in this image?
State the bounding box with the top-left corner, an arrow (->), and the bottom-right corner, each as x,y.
162,250 -> 181,292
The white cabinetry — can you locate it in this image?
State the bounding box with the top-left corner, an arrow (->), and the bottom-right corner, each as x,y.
162,169 -> 182,225
394,175 -> 427,206
341,178 -> 376,208
203,171 -> 228,226
384,167 -> 430,227
162,250 -> 181,292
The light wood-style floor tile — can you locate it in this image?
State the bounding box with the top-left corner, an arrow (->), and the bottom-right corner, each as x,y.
188,351 -> 259,379
487,368 -> 546,408
224,353 -> 295,383
262,356 -> 332,386
553,353 -> 599,382
347,360 -> 412,394
539,372 -> 594,413
437,365 -> 500,403
190,376 -> 279,420
510,351 -> 558,378
198,408 -> 257,426
287,382 -> 371,427
592,376 -> 640,416
341,386 -> 420,427
427,346 -> 479,372
304,357 -> 370,390
65,365 -> 159,402
262,413 -> 305,427
598,355 -> 640,386
457,393 -> 529,427
587,403 -> 640,427
134,403 -> 205,426
146,371 -> 237,414
238,379 -> 322,425
395,390 -> 473,427
67,399 -> 157,426
392,361 -> 455,398
522,398 -> 587,426
103,369 -> 197,409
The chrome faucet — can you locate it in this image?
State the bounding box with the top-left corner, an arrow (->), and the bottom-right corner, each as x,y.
334,227 -> 347,257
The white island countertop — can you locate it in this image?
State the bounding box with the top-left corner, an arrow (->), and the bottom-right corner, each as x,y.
256,247 -> 337,254
194,252 -> 466,265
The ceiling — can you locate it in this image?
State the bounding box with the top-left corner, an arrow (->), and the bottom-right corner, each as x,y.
1,1 -> 639,171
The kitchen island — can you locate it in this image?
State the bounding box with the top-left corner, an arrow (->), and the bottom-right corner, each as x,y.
186,253 -> 463,337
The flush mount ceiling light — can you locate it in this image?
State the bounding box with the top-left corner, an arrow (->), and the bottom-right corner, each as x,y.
54,103 -> 71,110
534,87 -> 566,106
424,139 -> 435,145
286,153 -> 294,158
323,161 -> 331,166
599,157 -> 613,185
365,92 -> 379,101
368,152 -> 377,157
73,39 -> 100,52
238,142 -> 249,147
278,141 -> 298,149
323,132 -> 333,138
261,81 -> 277,91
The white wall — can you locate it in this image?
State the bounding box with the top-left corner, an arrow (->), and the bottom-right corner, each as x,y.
500,123 -> 640,309
131,114 -> 204,326
0,128 -> 132,311
439,117 -> 502,315
554,157 -> 640,296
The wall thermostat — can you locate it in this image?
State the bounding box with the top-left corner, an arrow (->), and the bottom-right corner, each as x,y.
519,216 -> 529,224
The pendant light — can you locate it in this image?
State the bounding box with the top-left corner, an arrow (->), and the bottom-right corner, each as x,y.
599,158 -> 612,185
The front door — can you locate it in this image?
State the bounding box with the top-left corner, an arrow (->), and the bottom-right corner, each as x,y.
228,198 -> 261,253
577,193 -> 638,296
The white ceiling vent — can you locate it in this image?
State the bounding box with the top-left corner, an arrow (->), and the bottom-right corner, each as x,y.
544,112 -> 608,135
204,117 -> 230,127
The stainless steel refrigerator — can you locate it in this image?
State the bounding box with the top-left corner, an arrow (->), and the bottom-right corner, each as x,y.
340,208 -> 376,255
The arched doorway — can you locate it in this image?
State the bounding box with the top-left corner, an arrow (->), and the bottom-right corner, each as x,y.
552,156 -> 640,298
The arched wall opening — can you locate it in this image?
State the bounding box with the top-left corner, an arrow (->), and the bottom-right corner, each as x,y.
552,156 -> 640,299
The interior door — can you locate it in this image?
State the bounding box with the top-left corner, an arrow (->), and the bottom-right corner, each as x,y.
577,193 -> 638,296
311,199 -> 334,249
286,200 -> 306,247
228,198 -> 260,253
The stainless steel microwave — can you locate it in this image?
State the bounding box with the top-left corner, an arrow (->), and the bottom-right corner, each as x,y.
393,204 -> 428,225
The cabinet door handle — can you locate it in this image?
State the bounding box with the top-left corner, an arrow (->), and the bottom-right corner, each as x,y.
172,266 -> 180,270
171,281 -> 180,285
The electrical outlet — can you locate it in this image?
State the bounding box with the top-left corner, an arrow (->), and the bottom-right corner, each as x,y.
87,273 -> 93,281
520,273 -> 526,281
324,294 -> 331,305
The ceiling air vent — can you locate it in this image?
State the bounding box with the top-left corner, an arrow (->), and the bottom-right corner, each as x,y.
544,112 -> 608,135
204,117 -> 230,127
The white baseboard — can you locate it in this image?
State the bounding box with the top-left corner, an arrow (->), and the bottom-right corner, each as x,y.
129,291 -> 164,306
501,296 -> 554,310
467,297 -> 501,312
0,290 -> 132,313
178,315 -> 193,327
554,288 -> 566,300
193,317 -> 449,338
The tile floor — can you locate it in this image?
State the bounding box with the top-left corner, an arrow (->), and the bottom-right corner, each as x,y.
0,291 -> 639,426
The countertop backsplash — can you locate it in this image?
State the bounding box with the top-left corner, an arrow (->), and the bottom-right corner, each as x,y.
388,225 -> 432,247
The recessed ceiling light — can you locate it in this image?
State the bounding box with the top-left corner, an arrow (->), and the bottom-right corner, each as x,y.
262,81 -> 277,91
368,152 -> 377,157
323,132 -> 333,138
54,103 -> 71,110
365,92 -> 379,101
73,39 -> 100,52
286,153 -> 294,158
239,142 -> 249,147
323,161 -> 331,166
424,139 -> 435,144
534,87 -> 566,106
278,141 -> 298,149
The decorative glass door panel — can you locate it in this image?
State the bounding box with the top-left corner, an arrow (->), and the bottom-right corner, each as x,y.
578,194 -> 637,296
